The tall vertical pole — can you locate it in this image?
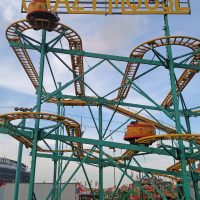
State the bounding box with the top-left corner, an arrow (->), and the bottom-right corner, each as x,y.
28,29 -> 46,200
52,82 -> 61,200
14,119 -> 26,200
14,143 -> 23,200
163,14 -> 191,199
185,116 -> 200,199
99,105 -> 104,200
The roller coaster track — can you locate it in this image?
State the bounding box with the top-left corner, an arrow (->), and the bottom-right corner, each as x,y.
8,21 -> 196,179
135,134 -> 200,145
0,112 -> 83,156
117,36 -> 200,107
6,19 -> 84,96
56,99 -> 176,161
0,112 -> 184,181
105,105 -> 175,133
134,134 -> 200,172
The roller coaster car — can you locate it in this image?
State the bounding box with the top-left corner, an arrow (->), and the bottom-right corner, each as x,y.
124,121 -> 156,143
26,0 -> 59,31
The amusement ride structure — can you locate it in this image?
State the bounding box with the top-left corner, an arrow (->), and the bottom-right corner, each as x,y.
0,0 -> 200,199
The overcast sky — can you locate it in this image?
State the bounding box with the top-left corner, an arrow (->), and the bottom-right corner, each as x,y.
0,0 -> 200,188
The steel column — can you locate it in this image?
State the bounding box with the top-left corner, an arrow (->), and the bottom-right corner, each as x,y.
99,105 -> 104,200
28,30 -> 46,200
164,13 -> 191,199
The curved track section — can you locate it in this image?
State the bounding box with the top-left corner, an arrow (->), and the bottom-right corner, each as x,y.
117,36 -> 200,106
6,19 -> 84,96
54,99 -> 175,133
0,112 -> 83,155
135,133 -> 200,145
105,105 -> 175,133
134,134 -> 200,172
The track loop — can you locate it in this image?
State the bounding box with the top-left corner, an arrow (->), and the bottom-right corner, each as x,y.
6,19 -> 84,96
0,112 -> 83,155
117,36 -> 200,107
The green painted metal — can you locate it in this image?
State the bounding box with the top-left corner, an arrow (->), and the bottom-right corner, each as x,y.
45,152 -> 75,200
101,150 -> 155,200
44,134 -> 177,157
110,159 -> 132,200
9,41 -> 200,71
53,147 -> 96,200
52,82 -> 61,200
132,157 -> 167,200
99,105 -> 104,200
0,125 -> 180,157
28,30 -> 47,200
163,13 -> 191,199
35,152 -> 182,177
43,59 -> 105,103
14,142 -> 23,200
2,8 -> 200,199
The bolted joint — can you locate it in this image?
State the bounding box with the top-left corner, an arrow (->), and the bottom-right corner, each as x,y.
165,58 -> 170,69
37,128 -> 42,140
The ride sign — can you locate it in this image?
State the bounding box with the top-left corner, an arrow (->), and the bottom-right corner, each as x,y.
22,0 -> 190,15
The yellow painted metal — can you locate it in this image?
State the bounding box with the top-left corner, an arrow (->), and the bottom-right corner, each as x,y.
124,121 -> 156,141
50,99 -> 175,133
0,112 -> 83,155
167,159 -> 196,172
117,36 -> 200,104
21,0 -> 190,15
6,19 -> 84,96
152,173 -> 181,182
105,105 -> 175,133
135,133 -> 200,145
27,0 -> 47,14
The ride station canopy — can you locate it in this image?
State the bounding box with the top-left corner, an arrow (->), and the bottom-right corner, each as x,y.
22,0 -> 191,15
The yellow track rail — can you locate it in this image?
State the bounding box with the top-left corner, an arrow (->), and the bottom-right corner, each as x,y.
7,21 -> 198,178
51,99 -> 176,161
0,112 -> 83,156
134,134 -> 200,172
0,112 -> 187,180
105,105 -> 175,133
135,133 -> 200,145
117,36 -> 200,107
6,19 -> 84,96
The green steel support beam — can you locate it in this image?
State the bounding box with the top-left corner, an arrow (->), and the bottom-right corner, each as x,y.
9,41 -> 200,71
164,13 -> 191,199
44,134 -> 176,157
81,164 -> 96,200
28,30 -> 46,200
107,59 -> 173,120
35,153 -> 182,178
102,97 -> 123,138
59,94 -> 163,111
14,142 -> 24,200
132,157 -> 167,200
45,152 -> 75,200
52,83 -> 61,200
0,125 -> 178,157
4,124 -> 198,159
110,159 -> 132,200
104,118 -> 131,140
101,150 -> 155,200
14,119 -> 26,200
99,105 -> 104,200
43,59 -> 105,103
53,147 -> 96,200
185,116 -> 200,200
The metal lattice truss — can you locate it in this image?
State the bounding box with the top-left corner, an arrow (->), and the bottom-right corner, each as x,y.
1,16 -> 200,200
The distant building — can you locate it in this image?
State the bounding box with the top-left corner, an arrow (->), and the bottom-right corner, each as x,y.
0,157 -> 30,183
0,183 -> 76,200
